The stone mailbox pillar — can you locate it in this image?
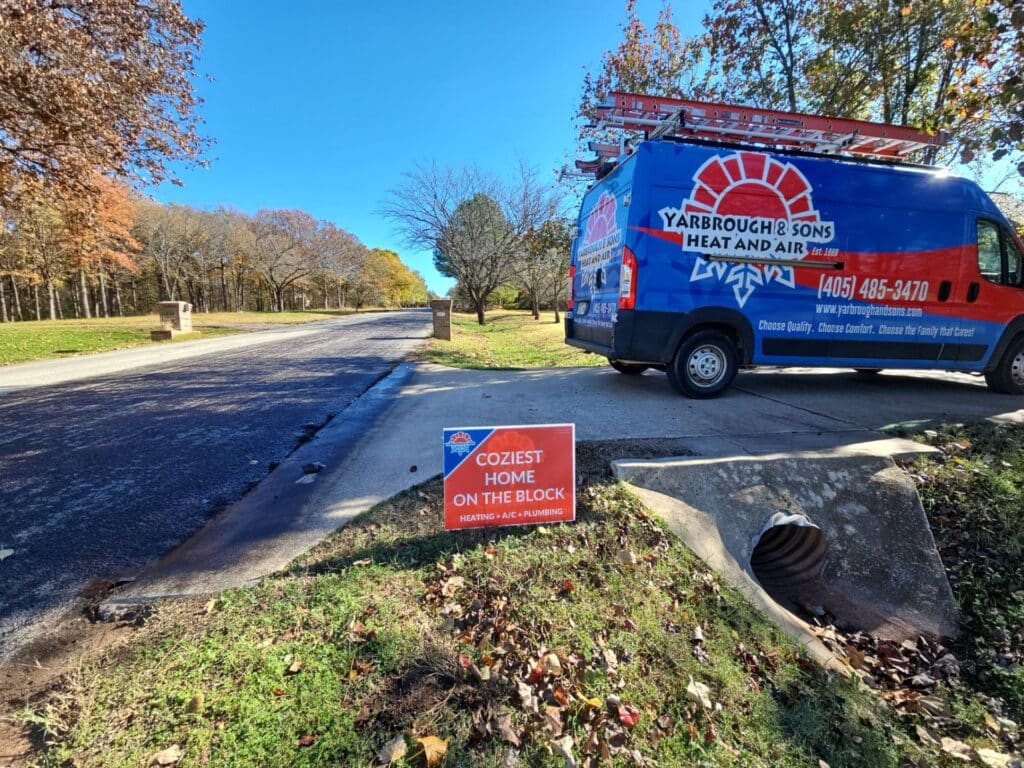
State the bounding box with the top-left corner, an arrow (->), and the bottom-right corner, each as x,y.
151,301 -> 193,340
430,299 -> 453,341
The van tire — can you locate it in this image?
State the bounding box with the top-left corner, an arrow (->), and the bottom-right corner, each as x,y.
985,336 -> 1024,394
609,360 -> 649,375
667,330 -> 738,398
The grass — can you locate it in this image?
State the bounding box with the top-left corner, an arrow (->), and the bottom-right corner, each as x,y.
420,311 -> 604,369
909,422 -> 1024,720
18,443 -> 941,768
0,310 -> 369,366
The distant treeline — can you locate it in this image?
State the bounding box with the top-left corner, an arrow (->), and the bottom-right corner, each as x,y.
0,180 -> 429,322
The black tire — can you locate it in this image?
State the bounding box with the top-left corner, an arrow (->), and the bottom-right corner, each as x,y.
985,335 -> 1024,394
609,359 -> 649,375
854,368 -> 883,375
667,329 -> 738,398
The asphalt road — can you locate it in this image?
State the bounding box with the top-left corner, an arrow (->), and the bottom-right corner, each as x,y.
0,310 -> 430,659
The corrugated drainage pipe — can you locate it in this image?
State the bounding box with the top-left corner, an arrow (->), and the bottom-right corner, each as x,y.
750,512 -> 829,600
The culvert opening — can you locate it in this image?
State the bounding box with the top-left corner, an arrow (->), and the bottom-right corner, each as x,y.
750,514 -> 829,607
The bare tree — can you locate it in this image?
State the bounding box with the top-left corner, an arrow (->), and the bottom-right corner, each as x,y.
382,162 -> 555,325
249,209 -> 315,312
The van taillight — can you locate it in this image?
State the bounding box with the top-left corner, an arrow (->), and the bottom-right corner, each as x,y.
567,265 -> 575,310
619,247 -> 637,310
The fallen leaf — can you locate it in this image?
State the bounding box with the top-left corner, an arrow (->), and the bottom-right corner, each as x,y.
352,558 -> 372,567
416,735 -> 448,767
542,653 -> 563,676
615,550 -> 638,568
525,664 -> 546,685
551,734 -> 577,768
485,545 -> 497,559
517,679 -> 539,713
919,694 -> 953,718
618,704 -> 640,728
496,712 -> 521,747
941,737 -> 979,763
377,734 -> 407,764
297,734 -> 317,747
543,706 -> 564,736
272,688 -> 285,697
441,576 -> 465,597
552,685 -> 569,707
286,659 -> 303,675
976,747 -> 1023,768
686,678 -> 713,709
185,691 -> 204,713
148,745 -> 184,766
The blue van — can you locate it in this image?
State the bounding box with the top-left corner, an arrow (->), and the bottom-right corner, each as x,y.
565,136 -> 1024,398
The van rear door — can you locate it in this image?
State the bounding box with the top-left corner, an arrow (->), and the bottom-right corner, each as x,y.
570,179 -> 630,352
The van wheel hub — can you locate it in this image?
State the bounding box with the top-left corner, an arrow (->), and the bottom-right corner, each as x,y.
1012,352 -> 1024,387
688,345 -> 726,386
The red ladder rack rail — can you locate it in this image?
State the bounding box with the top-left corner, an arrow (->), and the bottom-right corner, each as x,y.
574,91 -> 947,174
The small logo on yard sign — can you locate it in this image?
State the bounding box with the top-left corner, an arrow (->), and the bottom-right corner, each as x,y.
445,431 -> 476,456
659,151 -> 836,308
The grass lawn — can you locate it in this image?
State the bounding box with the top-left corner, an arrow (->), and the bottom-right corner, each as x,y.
0,310 -> 369,367
16,439 -> 1009,768
421,311 -> 604,369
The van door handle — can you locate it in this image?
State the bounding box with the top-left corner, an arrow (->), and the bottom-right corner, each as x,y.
967,282 -> 980,303
937,281 -> 951,302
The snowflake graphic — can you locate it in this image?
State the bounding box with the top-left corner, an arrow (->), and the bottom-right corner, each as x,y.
690,258 -> 794,308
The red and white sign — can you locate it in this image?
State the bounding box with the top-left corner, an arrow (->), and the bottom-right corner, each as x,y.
442,424 -> 575,531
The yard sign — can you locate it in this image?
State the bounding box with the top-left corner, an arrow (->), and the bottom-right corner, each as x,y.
442,424 -> 575,531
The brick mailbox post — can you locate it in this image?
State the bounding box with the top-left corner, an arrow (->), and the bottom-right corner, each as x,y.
430,299 -> 453,341
151,301 -> 193,341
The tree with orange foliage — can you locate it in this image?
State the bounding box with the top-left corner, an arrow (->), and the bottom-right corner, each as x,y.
0,0 -> 206,213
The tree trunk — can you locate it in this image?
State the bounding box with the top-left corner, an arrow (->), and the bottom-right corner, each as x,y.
46,281 -> 56,320
553,305 -> 560,323
130,277 -> 138,314
78,270 -> 92,318
220,263 -> 229,312
10,275 -> 22,321
33,283 -> 41,321
99,269 -> 110,317
55,284 -> 64,319
475,298 -> 486,325
531,290 -> 539,320
114,279 -> 124,316
0,278 -> 8,322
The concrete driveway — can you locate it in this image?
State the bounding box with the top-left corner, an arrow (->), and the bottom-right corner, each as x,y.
107,362 -> 1024,612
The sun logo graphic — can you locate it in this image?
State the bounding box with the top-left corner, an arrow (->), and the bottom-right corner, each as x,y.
577,192 -> 622,280
659,151 -> 836,308
444,431 -> 476,456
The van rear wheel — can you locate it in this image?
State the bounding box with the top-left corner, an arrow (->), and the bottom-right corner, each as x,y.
985,336 -> 1024,394
609,360 -> 649,375
667,330 -> 738,398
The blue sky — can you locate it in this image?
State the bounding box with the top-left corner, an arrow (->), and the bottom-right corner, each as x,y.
153,1 -> 710,295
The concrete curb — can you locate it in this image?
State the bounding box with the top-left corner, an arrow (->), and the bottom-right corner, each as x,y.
98,361 -> 419,617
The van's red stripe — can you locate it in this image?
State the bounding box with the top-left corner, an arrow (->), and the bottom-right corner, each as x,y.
631,228 -> 1019,324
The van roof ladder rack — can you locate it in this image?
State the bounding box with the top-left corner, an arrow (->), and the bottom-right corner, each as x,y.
573,91 -> 947,175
